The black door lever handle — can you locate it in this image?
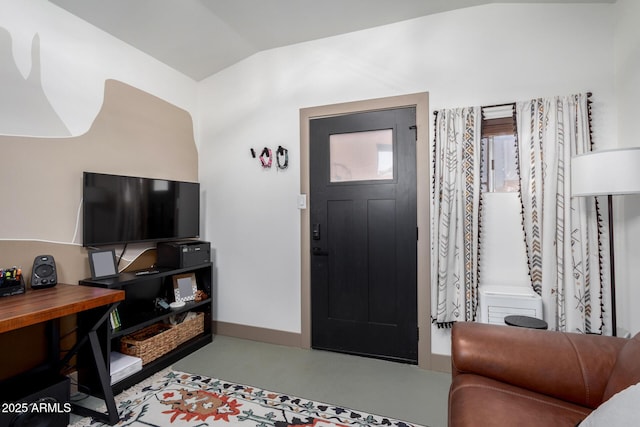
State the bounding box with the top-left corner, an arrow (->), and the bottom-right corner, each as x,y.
312,247 -> 329,256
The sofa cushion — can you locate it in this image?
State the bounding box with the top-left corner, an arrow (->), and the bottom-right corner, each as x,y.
580,382 -> 640,426
451,322 -> 623,408
450,374 -> 591,427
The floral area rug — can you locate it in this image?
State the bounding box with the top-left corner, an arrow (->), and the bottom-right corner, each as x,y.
71,369 -> 426,427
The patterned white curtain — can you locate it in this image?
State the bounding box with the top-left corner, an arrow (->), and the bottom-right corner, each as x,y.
432,107 -> 482,325
516,93 -> 605,333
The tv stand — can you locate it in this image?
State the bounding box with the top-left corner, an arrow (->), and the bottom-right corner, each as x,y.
77,262 -> 213,396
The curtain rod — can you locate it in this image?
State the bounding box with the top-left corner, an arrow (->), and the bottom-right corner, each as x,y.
432,92 -> 593,115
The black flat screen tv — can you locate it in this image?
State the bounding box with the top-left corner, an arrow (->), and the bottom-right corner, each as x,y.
83,172 -> 200,247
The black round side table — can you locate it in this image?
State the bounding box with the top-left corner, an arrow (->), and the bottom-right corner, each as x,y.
504,315 -> 548,330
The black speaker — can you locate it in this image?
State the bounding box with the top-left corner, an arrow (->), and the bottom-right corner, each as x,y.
0,376 -> 70,427
30,255 -> 57,289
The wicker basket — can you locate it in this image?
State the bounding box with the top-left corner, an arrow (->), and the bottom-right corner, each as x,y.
120,323 -> 177,365
174,312 -> 205,346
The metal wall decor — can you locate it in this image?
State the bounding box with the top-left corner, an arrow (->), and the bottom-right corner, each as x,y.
250,146 -> 289,171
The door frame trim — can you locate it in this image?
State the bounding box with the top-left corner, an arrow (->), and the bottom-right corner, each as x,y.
299,92 -> 432,369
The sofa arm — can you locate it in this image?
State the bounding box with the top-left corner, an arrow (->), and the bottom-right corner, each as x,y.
451,322 -> 626,408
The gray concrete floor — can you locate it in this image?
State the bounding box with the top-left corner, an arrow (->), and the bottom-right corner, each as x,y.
173,335 -> 451,427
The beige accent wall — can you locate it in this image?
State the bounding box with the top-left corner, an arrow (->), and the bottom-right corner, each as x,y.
0,79 -> 198,378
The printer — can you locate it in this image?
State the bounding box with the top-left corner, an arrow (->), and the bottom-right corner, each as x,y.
157,241 -> 211,269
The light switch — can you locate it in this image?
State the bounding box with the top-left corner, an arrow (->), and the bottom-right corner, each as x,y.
298,194 -> 307,209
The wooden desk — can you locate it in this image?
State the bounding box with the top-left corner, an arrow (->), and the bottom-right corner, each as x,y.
0,283 -> 124,333
0,283 -> 124,425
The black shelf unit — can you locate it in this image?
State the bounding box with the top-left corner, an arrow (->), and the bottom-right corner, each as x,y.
77,262 -> 213,395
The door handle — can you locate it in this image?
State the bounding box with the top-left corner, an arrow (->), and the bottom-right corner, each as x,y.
312,247 -> 329,256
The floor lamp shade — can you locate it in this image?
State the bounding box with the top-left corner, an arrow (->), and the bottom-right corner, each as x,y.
572,148 -> 640,196
571,147 -> 640,336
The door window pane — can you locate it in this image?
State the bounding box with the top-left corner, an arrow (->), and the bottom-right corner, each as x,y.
330,129 -> 393,182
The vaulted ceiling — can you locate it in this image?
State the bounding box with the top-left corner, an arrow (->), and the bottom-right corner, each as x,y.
49,0 -> 616,81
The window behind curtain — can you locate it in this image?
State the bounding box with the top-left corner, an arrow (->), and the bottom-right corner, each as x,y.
481,104 -> 518,193
478,103 -> 530,289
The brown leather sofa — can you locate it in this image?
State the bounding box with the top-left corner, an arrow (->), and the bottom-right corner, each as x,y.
449,322 -> 640,426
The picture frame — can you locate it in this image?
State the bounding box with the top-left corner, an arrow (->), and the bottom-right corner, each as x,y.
88,249 -> 119,280
172,273 -> 197,303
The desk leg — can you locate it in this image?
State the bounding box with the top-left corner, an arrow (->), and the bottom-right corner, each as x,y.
61,302 -> 120,425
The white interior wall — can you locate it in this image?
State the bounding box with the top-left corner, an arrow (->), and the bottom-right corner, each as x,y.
0,0 -> 197,138
5,0 -> 621,351
2,0 -> 631,358
615,0 -> 640,337
197,3 -> 617,354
